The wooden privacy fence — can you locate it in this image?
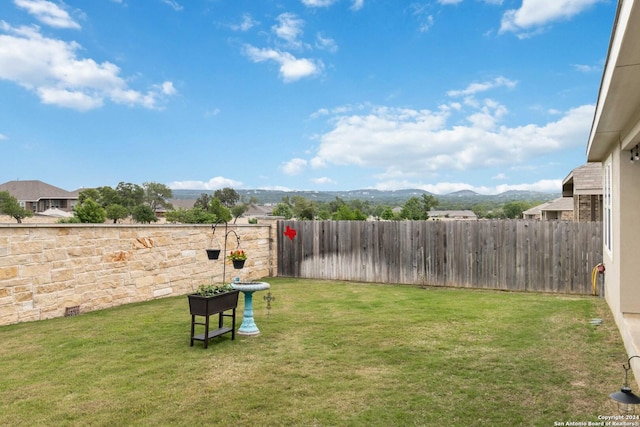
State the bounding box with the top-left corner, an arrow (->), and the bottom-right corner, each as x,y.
277,220 -> 603,294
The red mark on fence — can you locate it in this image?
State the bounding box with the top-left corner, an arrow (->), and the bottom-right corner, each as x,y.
284,225 -> 297,241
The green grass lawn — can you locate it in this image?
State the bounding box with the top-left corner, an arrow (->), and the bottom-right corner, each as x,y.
0,278 -> 631,426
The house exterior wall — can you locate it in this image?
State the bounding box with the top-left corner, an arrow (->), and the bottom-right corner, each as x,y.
602,146 -> 640,373
585,0 -> 640,389
0,221 -> 277,326
541,210 -> 573,220
574,194 -> 602,221
618,156 -> 640,314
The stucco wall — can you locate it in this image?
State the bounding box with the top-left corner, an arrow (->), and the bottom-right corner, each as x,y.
0,221 -> 277,326
603,148 -> 640,383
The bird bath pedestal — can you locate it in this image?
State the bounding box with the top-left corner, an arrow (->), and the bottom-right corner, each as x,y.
232,282 -> 270,336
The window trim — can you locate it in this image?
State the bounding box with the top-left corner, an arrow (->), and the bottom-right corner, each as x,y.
604,159 -> 613,255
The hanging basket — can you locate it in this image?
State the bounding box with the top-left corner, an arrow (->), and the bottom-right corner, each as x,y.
232,259 -> 245,269
206,249 -> 221,260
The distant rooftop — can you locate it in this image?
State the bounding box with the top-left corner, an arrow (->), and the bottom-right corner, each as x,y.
0,180 -> 76,201
562,163 -> 603,196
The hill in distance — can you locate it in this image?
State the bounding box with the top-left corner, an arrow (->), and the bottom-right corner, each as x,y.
171,188 -> 559,207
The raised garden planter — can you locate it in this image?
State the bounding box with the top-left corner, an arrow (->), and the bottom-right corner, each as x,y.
188,289 -> 239,348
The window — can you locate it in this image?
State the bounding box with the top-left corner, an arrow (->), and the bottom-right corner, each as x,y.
604,160 -> 613,254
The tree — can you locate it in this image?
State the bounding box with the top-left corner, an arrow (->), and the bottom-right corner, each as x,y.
292,196 -> 316,220
208,198 -> 232,223
106,204 -> 129,223
328,197 -> 346,213
166,207 -> 217,224
74,198 -> 106,223
131,205 -> 157,224
503,201 -> 529,219
317,208 -> 331,220
0,191 -> 33,223
380,206 -> 395,220
400,197 -> 424,220
193,193 -> 212,210
333,205 -> 366,220
143,182 -> 173,212
231,204 -> 248,223
421,194 -> 439,218
471,203 -> 489,219
96,186 -> 122,207
116,182 -> 144,210
272,203 -> 293,219
78,188 -> 100,204
214,188 -> 239,208
349,199 -> 372,217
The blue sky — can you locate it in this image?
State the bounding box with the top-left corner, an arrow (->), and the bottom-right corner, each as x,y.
0,0 -> 616,194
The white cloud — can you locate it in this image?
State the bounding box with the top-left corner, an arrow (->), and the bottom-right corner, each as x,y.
243,45 -> 323,82
351,0 -> 364,11
272,13 -> 305,48
301,0 -> 337,7
492,173 -> 508,180
494,179 -> 561,193
14,0 -> 80,29
162,0 -> 183,11
572,63 -> 600,73
169,177 -> 242,190
316,33 -> 338,53
499,0 -> 600,35
0,133 -> 7,140
410,4 -> 435,32
282,158 -> 308,175
160,81 -> 176,95
205,108 -> 220,117
0,23 -> 176,110
447,76 -> 517,97
37,86 -> 104,109
308,101 -> 594,185
230,14 -> 258,32
312,177 -> 336,185
372,179 -> 561,194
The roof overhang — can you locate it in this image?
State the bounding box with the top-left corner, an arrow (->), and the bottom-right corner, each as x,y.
587,0 -> 640,161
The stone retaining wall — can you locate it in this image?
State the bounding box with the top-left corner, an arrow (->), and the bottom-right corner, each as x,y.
0,221 -> 277,326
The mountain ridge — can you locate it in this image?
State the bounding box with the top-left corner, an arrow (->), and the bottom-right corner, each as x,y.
170,188 -> 559,206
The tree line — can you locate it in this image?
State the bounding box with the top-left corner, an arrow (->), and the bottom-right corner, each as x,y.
269,194 -> 538,221
0,184 -> 541,224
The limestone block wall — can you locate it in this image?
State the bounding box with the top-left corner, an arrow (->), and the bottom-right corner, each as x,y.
0,220 -> 278,326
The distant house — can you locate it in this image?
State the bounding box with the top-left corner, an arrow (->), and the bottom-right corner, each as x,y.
244,204 -> 274,217
428,210 -> 477,220
539,197 -> 574,220
0,180 -> 78,214
522,201 -> 551,220
562,163 -> 603,222
167,199 -> 197,210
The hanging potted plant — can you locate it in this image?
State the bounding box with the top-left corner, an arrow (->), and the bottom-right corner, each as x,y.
206,248 -> 221,260
227,249 -> 247,269
205,225 -> 221,260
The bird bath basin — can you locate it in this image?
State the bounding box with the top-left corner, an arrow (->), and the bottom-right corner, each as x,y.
231,281 -> 270,336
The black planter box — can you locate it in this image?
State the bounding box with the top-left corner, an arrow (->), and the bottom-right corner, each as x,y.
188,290 -> 239,348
